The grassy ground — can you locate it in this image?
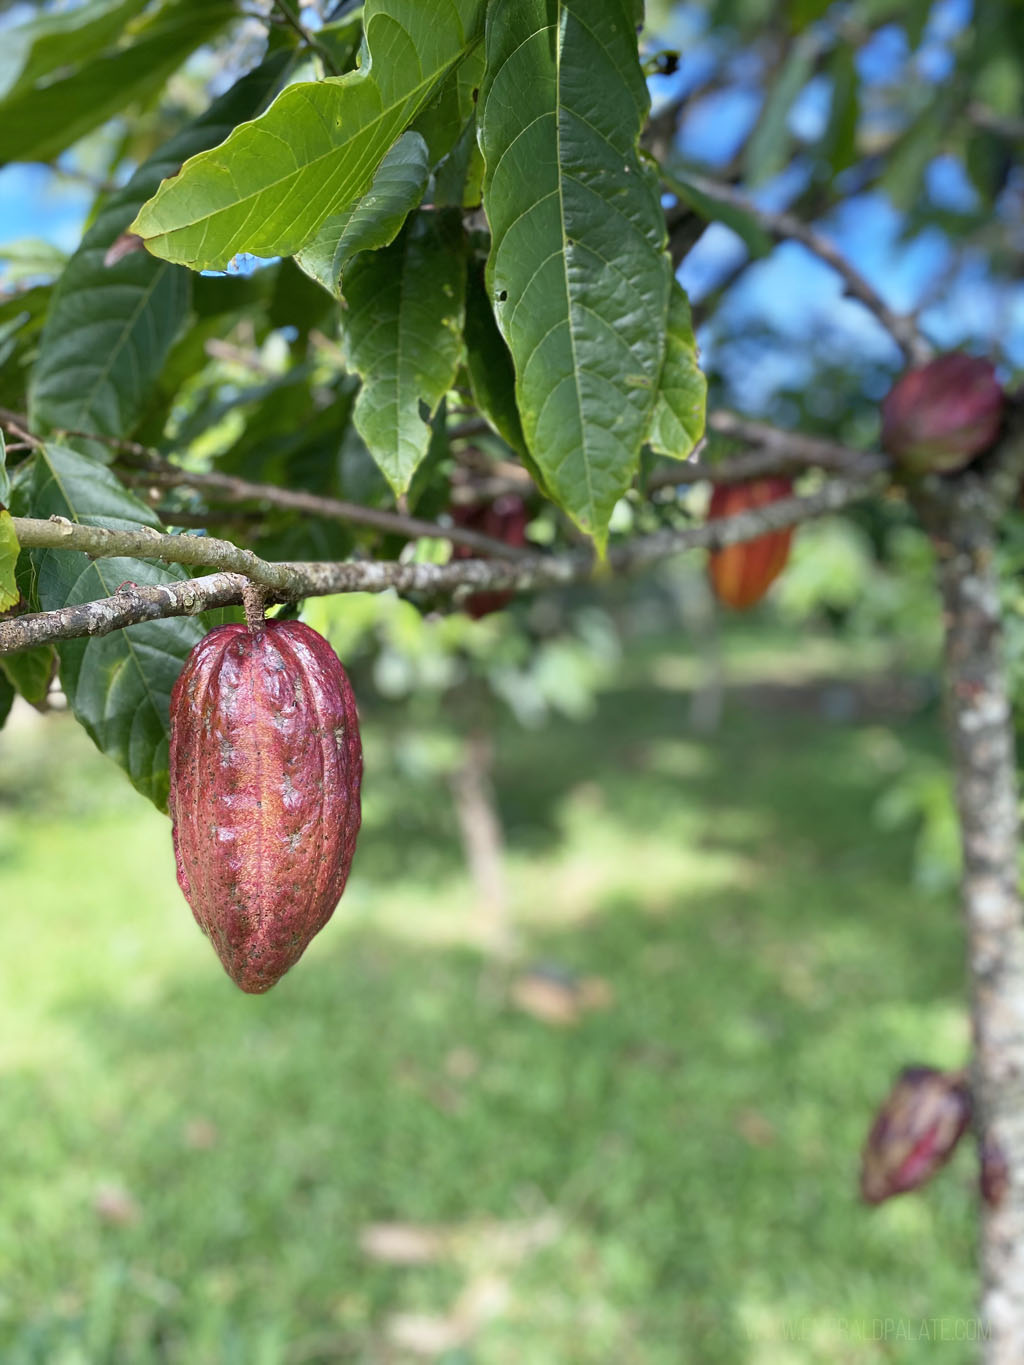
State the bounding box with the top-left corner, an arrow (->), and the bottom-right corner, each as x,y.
0,631 -> 979,1364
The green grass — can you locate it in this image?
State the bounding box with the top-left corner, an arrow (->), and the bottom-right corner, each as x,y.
0,635 -> 979,1363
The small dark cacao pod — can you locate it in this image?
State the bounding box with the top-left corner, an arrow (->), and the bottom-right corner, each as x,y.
881,353 -> 1004,474
169,620 -> 362,993
859,1065 -> 972,1205
452,493 -> 529,619
707,478 -> 794,610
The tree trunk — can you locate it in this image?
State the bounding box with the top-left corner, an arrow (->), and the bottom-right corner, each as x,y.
449,729 -> 513,956
932,507 -> 1024,1360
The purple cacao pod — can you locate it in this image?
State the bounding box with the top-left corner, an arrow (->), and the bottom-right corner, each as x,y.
169,620 -> 362,993
881,353 -> 1004,474
860,1065 -> 972,1205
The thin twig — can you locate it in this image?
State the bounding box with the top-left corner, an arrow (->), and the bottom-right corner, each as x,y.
0,409 -> 530,560
646,412 -> 885,490
669,170 -> 933,367
0,472 -> 881,654
119,467 -> 531,560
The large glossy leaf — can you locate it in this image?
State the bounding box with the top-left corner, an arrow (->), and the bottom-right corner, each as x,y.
0,643 -> 55,706
30,445 -> 205,810
0,0 -> 237,165
131,0 -> 486,271
479,0 -> 673,547
342,211 -> 466,495
646,283 -> 706,461
29,51 -> 292,455
295,132 -> 431,297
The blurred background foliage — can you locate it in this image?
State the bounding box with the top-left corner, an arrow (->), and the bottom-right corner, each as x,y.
1,0 -> 1023,1358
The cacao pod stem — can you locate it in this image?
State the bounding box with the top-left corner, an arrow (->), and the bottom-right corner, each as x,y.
242,581 -> 268,633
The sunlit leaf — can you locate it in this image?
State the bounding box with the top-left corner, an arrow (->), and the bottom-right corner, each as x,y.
130,0 -> 485,271
295,132 -> 431,297
0,509 -> 19,611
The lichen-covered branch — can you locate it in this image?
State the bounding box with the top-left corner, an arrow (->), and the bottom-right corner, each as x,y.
913,404 -> 1024,1363
0,471 -> 880,654
13,516 -> 307,593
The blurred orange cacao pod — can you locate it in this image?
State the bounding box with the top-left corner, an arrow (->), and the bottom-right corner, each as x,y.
707,478 -> 794,610
860,1066 -> 972,1205
452,493 -> 529,619
881,353 -> 1004,474
169,620 -> 362,993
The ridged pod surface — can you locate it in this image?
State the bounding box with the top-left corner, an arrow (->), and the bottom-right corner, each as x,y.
707,478 -> 794,610
168,620 -> 362,993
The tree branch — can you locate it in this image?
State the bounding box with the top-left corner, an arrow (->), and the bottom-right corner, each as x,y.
14,516 -> 307,593
908,410 -> 1024,1361
647,412 -> 887,489
0,409 -> 530,560
120,467 -> 532,560
0,471 -> 880,654
673,171 -> 933,367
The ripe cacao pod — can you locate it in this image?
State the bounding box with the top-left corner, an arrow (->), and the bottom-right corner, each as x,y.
451,493 -> 529,619
881,353 -> 1004,474
859,1065 -> 972,1205
168,620 -> 362,993
707,478 -> 794,610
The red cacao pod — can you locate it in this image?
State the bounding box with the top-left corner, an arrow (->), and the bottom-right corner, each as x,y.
859,1066 -> 972,1205
881,353 -> 1004,474
168,620 -> 362,993
451,493 -> 529,619
707,478 -> 794,610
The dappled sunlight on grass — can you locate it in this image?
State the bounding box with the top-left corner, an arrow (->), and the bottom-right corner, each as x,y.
0,637 -> 977,1362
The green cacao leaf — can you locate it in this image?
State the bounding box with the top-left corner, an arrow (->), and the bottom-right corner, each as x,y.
646,283 -> 706,461
28,51 -> 292,455
0,429 -> 9,506
130,0 -> 486,271
412,39 -> 484,163
30,445 -> 205,810
0,509 -> 19,612
0,645 -> 56,707
0,0 -> 237,165
342,212 -> 466,496
295,132 -> 431,298
479,0 -> 673,548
